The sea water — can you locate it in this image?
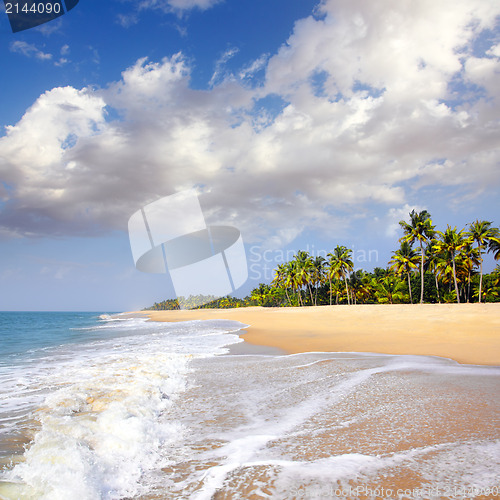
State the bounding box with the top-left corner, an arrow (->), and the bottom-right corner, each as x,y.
0,312 -> 244,499
1,312 -> 499,500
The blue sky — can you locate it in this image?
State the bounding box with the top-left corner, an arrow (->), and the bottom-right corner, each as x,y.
0,0 -> 499,311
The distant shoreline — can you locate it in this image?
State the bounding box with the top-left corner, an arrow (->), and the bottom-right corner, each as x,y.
130,303 -> 500,366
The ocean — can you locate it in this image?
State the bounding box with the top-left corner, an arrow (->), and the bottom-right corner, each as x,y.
0,312 -> 499,500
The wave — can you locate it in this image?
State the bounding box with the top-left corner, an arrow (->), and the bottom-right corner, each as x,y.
0,318 -> 246,499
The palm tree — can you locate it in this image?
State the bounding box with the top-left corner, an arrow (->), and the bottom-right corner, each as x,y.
487,228 -> 500,261
389,241 -> 419,303
466,220 -> 498,303
311,256 -> 326,306
327,245 -> 354,305
272,263 -> 293,306
478,266 -> 500,302
325,257 -> 337,305
349,270 -> 372,304
458,241 -> 480,303
294,251 -> 315,306
433,226 -> 470,304
373,275 -> 406,304
399,210 -> 435,304
425,242 -> 447,303
489,239 -> 500,260
285,260 -> 302,306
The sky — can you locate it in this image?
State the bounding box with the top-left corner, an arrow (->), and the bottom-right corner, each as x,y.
0,0 -> 499,311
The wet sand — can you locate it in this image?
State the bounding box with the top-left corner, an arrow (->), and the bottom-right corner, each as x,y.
137,352 -> 500,499
137,303 -> 500,366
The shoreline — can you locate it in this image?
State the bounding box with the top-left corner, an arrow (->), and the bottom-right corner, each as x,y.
131,303 -> 500,366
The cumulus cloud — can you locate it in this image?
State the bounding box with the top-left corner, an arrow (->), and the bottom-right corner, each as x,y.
1,0 -> 499,246
0,86 -> 107,236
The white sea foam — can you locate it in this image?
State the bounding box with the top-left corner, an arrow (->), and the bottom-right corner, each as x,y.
0,318 -> 245,500
5,353 -> 188,499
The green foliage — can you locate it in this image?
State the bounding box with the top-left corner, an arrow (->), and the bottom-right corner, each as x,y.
476,266 -> 500,302
144,295 -> 247,310
145,298 -> 181,310
249,283 -> 289,307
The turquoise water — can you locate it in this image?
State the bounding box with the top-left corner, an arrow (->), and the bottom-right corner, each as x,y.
0,312 -> 118,361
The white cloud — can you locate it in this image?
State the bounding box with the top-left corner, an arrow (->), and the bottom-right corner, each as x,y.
265,0 -> 496,103
0,1 -> 499,245
9,41 -> 72,66
10,41 -> 52,61
117,12 -> 139,28
165,0 -> 222,11
117,0 -> 222,26
384,204 -> 426,238
465,54 -> 500,101
0,86 -> 107,235
137,0 -> 222,14
239,54 -> 269,80
209,47 -> 239,87
35,18 -> 62,35
55,58 -> 69,67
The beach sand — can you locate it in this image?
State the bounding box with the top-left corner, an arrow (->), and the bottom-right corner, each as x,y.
138,303 -> 500,366
131,303 -> 500,497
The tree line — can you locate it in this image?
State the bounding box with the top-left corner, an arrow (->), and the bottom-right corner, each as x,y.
145,212 -> 500,310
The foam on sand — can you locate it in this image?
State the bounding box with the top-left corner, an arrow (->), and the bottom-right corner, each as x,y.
155,352 -> 500,498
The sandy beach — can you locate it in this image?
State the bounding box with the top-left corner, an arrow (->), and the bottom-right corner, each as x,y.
2,310 -> 500,498
139,303 -> 500,366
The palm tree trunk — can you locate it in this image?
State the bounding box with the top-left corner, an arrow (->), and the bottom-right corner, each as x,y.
307,283 -> 314,306
329,276 -> 332,306
435,274 -> 441,303
407,272 -> 413,304
420,241 -> 424,304
284,287 -> 291,307
297,288 -> 303,306
452,256 -> 460,304
479,253 -> 484,303
345,278 -> 350,305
